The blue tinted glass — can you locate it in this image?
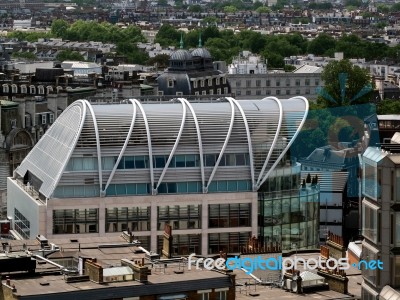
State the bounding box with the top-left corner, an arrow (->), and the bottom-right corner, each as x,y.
125,156 -> 135,169
185,155 -> 196,167
205,154 -> 216,167
236,154 -> 246,165
155,156 -> 166,168
116,184 -> 126,195
218,181 -> 228,191
177,182 -> 187,193
167,183 -> 177,193
135,156 -> 145,169
159,183 -> 167,194
175,155 -> 185,167
228,181 -> 237,191
208,182 -> 217,192
237,180 -> 248,191
137,183 -> 147,194
106,184 -> 116,196
188,182 -> 199,193
117,157 -> 124,169
126,184 -> 136,195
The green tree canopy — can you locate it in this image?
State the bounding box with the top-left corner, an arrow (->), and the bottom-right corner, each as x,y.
307,33 -> 337,56
255,6 -> 271,13
318,59 -> 372,107
154,24 -> 182,47
51,19 -> 69,37
377,99 -> 400,114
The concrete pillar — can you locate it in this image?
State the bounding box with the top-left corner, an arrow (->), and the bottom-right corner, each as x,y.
201,198 -> 208,256
151,200 -> 157,252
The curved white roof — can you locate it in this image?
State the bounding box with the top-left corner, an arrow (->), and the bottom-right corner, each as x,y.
15,97 -> 308,198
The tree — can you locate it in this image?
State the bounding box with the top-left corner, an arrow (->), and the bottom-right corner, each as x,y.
154,24 -> 182,47
202,16 -> 219,25
224,5 -> 238,13
147,54 -> 170,69
377,99 -> 400,114
188,4 -> 203,12
255,6 -> 271,13
56,50 -> 84,61
51,19 -> 69,37
12,52 -> 36,61
307,33 -> 337,56
318,59 -> 372,107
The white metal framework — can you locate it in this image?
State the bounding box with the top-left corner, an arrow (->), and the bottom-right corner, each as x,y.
15,97 -> 308,198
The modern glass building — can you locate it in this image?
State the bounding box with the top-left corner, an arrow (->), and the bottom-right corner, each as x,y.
258,163 -> 320,251
7,96 -> 314,255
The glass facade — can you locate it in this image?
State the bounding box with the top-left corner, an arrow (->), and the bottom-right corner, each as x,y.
208,204 -> 251,228
53,209 -> 98,234
158,205 -> 201,230
258,165 -> 320,251
105,207 -> 150,232
362,203 -> 379,244
157,234 -> 200,255
208,232 -> 249,254
363,161 -> 380,200
14,208 -> 30,239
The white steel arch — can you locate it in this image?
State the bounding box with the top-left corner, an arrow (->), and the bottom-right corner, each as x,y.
256,96 -> 309,188
128,99 -> 155,194
83,100 -> 104,196
255,97 -> 283,187
103,100 -> 138,191
206,98 -> 235,190
224,97 -> 256,190
177,98 -> 206,192
155,98 -> 187,191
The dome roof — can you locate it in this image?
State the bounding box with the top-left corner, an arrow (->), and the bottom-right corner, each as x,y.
191,48 -> 212,59
170,49 -> 193,61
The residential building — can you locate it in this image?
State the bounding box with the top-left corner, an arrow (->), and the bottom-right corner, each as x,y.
0,235 -> 236,300
300,146 -> 361,243
7,96 -> 311,255
360,139 -> 400,299
227,56 -> 323,100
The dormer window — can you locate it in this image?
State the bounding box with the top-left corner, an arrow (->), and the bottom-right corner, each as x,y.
168,79 -> 174,88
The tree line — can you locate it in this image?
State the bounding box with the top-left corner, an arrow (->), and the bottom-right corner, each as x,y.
7,20 -> 400,67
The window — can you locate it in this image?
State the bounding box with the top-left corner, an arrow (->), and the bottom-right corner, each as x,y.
41,114 -> 46,124
216,78 -> 220,85
236,91 -> 241,96
2,84 -> 8,93
246,80 -> 251,87
286,90 -> 290,95
276,80 -> 280,87
30,85 -> 36,94
198,290 -> 210,300
193,81 -> 198,88
276,90 -> 281,95
14,208 -> 30,239
201,80 -> 205,87
21,85 -> 27,93
362,202 -> 379,243
256,90 -> 261,95
176,92 -> 183,96
235,80 -> 241,87
266,90 -> 271,95
11,84 -> 17,93
209,203 -> 251,228
53,209 -> 99,234
10,119 -> 16,128
295,79 -> 300,86
315,79 -> 319,86
224,87 -> 228,94
305,78 -> 310,86
195,91 -> 199,96
208,78 -> 212,86
202,90 -> 207,95
296,89 -> 300,95
217,88 -> 221,95
158,205 -> 201,230
168,79 -> 174,88
158,91 -> 164,96
246,90 -> 251,96
209,89 -> 214,95
49,113 -> 54,124
266,80 -> 270,86
286,78 -> 290,86
38,85 -> 44,94
106,207 -> 150,232
305,89 -> 310,94
222,77 -> 226,84
256,80 -> 261,87
215,289 -> 228,300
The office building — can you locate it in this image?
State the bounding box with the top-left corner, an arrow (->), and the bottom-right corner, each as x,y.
7,96 -> 311,255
